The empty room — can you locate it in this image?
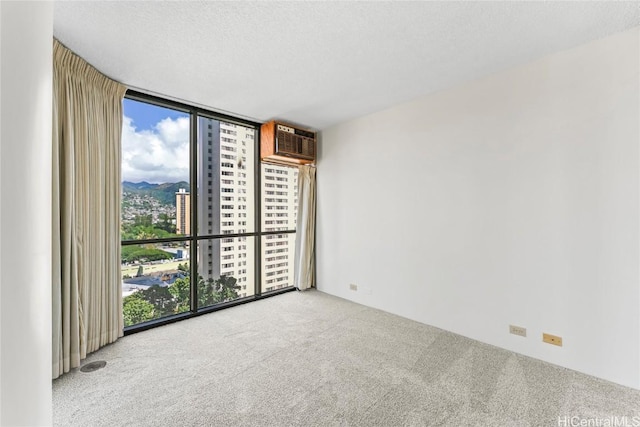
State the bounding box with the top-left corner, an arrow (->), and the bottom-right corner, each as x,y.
1,1 -> 640,426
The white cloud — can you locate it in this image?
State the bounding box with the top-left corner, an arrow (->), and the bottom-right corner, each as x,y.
122,116 -> 190,184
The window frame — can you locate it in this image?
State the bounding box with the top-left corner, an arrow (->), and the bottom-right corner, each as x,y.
122,90 -> 295,335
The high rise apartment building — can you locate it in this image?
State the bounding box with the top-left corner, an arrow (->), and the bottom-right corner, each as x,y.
261,165 -> 297,292
197,118 -> 298,298
198,119 -> 255,298
175,188 -> 190,235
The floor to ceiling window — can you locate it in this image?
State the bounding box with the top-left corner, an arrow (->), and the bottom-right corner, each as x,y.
195,116 -> 256,309
261,164 -> 298,293
121,97 -> 191,327
121,92 -> 297,331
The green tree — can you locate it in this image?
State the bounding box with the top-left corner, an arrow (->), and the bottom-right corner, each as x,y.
198,275 -> 241,307
215,275 -> 241,303
168,277 -> 190,313
167,274 -> 241,312
123,293 -> 155,326
198,277 -> 217,307
157,213 -> 176,234
140,285 -> 176,317
121,246 -> 174,263
121,223 -> 178,241
136,229 -> 159,240
134,214 -> 153,227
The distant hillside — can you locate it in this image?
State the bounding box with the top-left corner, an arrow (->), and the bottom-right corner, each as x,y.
122,181 -> 189,206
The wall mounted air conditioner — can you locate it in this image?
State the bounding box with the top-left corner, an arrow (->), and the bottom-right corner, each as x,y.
260,120 -> 316,165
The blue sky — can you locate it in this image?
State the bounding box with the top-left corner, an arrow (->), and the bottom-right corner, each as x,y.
122,99 -> 190,184
123,98 -> 187,132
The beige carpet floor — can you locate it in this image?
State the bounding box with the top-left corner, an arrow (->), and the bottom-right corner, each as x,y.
53,290 -> 640,426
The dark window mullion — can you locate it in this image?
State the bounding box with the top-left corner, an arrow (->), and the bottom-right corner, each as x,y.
189,109 -> 198,313
195,232 -> 260,240
255,127 -> 262,298
121,236 -> 193,246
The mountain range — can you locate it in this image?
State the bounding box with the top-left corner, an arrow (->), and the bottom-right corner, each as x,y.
122,181 -> 189,206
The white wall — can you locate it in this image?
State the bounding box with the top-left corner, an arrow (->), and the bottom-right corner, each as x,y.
317,27 -> 640,389
0,2 -> 53,425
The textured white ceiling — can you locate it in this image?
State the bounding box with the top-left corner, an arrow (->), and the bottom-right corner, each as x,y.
53,1 -> 639,130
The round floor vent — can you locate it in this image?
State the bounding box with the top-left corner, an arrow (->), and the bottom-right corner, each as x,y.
80,361 -> 107,373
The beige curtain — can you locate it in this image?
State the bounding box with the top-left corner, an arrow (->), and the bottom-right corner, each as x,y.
293,165 -> 316,290
52,40 -> 126,379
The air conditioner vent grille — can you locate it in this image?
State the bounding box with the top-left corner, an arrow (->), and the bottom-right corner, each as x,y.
261,120 -> 316,165
276,129 -> 315,160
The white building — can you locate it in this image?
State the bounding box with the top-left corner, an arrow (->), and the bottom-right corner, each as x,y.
198,119 -> 255,298
197,118 -> 298,298
261,165 -> 298,292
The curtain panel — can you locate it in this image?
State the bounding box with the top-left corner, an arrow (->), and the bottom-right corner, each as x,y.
52,39 -> 127,379
293,165 -> 316,290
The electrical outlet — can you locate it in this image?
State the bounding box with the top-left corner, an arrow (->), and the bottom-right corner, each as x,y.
509,325 -> 527,337
349,283 -> 357,291
543,333 -> 563,347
